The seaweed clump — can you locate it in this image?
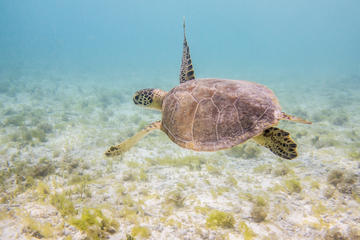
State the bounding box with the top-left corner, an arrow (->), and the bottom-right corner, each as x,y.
50,193 -> 77,217
250,205 -> 267,223
70,208 -> 118,240
36,181 -> 50,201
23,215 -> 55,239
206,210 -> 235,229
13,158 -> 54,182
284,178 -> 302,194
238,221 -> 256,240
250,196 -> 268,223
31,157 -> 55,178
327,170 -> 345,186
166,190 -> 186,207
69,174 -> 92,199
327,169 -> 358,195
272,164 -> 293,177
4,158 -> 55,199
130,225 -> 151,239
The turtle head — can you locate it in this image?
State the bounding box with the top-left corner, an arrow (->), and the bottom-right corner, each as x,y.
133,88 -> 166,111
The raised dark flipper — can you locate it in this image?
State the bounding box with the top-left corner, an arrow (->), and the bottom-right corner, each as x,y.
179,19 -> 196,84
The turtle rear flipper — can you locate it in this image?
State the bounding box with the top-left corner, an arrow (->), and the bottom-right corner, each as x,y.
253,127 -> 298,160
105,121 -> 161,157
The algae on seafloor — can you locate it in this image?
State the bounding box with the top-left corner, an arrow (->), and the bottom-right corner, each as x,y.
4,114 -> 26,126
13,157 -> 55,181
240,193 -> 269,207
327,169 -> 359,196
23,215 -> 55,239
250,205 -> 267,223
70,208 -> 118,240
226,174 -> 238,186
166,189 -> 186,207
36,181 -> 50,201
238,221 -> 256,240
272,163 -> 294,177
0,157 -> 55,202
206,210 -> 235,229
50,193 -> 77,217
327,170 -> 345,186
130,225 -> 151,239
284,178 -> 302,194
68,174 -> 92,199
253,163 -> 273,174
145,155 -> 205,170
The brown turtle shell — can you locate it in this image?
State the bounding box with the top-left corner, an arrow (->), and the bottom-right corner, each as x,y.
161,78 -> 282,151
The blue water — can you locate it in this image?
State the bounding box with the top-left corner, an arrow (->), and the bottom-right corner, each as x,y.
1,0 -> 359,83
1,1 -> 360,239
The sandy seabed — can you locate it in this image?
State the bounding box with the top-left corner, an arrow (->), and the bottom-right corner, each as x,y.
0,70 -> 359,240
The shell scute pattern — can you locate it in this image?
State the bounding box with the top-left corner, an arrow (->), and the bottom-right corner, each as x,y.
218,105 -> 243,140
162,91 -> 198,143
193,98 -> 219,143
161,78 -> 281,151
191,83 -> 214,101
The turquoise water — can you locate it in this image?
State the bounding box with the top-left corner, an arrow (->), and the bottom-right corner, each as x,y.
1,1 -> 360,239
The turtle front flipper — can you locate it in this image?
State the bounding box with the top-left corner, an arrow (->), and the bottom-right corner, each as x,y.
105,121 -> 161,157
281,112 -> 312,124
179,19 -> 196,84
253,127 -> 298,160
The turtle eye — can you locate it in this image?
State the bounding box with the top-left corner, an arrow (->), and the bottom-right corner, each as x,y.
133,94 -> 140,104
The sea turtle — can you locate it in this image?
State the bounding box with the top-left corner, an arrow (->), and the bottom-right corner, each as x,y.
105,22 -> 311,159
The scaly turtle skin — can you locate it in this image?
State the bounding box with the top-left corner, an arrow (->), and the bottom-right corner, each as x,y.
105,20 -> 311,160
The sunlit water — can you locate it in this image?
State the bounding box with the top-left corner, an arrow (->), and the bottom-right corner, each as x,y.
0,1 -> 360,239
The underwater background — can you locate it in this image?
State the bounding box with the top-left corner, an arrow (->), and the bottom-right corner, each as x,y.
0,0 -> 360,239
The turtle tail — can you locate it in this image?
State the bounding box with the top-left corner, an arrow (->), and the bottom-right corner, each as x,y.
281,112 -> 312,124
